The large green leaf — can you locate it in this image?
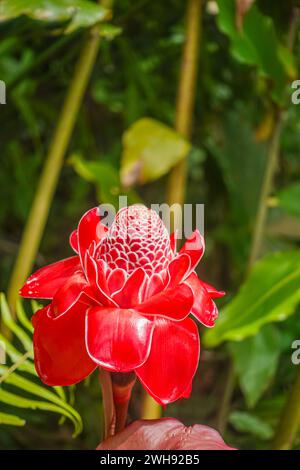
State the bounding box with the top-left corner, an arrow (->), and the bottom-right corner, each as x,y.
120,118 -> 191,187
0,294 -> 82,434
228,325 -> 280,408
70,153 -> 141,207
207,109 -> 266,222
0,412 -> 25,427
0,0 -> 110,34
276,183 -> 300,219
216,0 -> 296,103
229,411 -> 274,441
204,251 -> 300,347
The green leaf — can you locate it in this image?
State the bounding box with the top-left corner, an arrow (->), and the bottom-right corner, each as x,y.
0,411 -> 25,427
70,154 -> 141,207
229,411 -> 274,440
216,0 -> 296,103
16,299 -> 34,334
0,294 -> 83,435
276,183 -> 300,218
98,23 -> 122,40
120,118 -> 191,187
228,325 -> 280,407
0,389 -> 80,435
207,109 -> 266,222
0,0 -> 111,34
0,294 -> 32,352
204,251 -> 300,347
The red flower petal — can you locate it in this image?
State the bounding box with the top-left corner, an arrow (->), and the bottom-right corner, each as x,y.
135,317 -> 199,405
182,381 -> 192,399
19,256 -> 81,299
185,273 -> 219,328
69,229 -> 79,253
170,230 -> 178,253
84,254 -> 116,307
107,268 -> 127,295
33,303 -> 96,386
86,307 -> 155,372
136,283 -> 194,321
111,268 -> 147,307
179,230 -> 205,272
98,418 -> 235,450
201,280 -> 225,298
77,207 -> 107,267
145,273 -> 165,298
51,270 -> 90,316
167,254 -> 191,288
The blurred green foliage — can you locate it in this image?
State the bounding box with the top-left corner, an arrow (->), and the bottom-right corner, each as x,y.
0,0 -> 300,450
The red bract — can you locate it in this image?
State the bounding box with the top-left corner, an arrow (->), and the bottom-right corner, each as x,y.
97,418 -> 235,450
20,205 -> 224,405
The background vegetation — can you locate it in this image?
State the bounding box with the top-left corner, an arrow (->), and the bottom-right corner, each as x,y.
1,0 -> 300,450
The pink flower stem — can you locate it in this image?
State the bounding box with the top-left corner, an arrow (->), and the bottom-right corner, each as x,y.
99,368 -> 116,439
99,369 -> 136,439
111,372 -> 136,434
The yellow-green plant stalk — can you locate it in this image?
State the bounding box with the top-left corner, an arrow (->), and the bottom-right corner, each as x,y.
141,0 -> 202,420
7,28 -> 103,313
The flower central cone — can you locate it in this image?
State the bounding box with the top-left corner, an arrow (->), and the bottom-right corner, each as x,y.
97,205 -> 174,275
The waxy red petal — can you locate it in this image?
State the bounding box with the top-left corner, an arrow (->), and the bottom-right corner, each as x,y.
69,229 -> 79,253
201,280 -> 225,298
51,270 -> 89,316
85,254 -> 116,307
182,382 -> 192,399
170,231 -> 178,253
19,256 -> 81,299
33,303 -> 96,386
136,317 -> 200,405
179,230 -> 205,272
107,269 -> 127,295
185,273 -> 219,328
167,254 -> 191,288
136,284 -> 194,321
145,273 -> 165,298
77,207 -> 107,267
112,268 -> 147,308
98,418 -> 235,450
86,307 -> 154,372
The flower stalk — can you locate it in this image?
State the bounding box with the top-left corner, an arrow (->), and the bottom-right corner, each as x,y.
111,372 -> 136,434
166,0 -> 202,209
6,26 -> 102,314
217,7 -> 300,442
99,369 -> 116,439
141,0 -> 202,421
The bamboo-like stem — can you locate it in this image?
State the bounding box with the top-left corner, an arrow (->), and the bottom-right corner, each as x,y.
140,393 -> 162,420
257,10 -> 300,450
7,27 -> 102,312
273,366 -> 300,449
216,360 -> 236,434
248,5 -> 299,269
99,369 -> 116,439
218,7 -> 300,441
247,109 -> 283,270
140,0 -> 202,420
166,0 -> 202,208
216,109 -> 283,435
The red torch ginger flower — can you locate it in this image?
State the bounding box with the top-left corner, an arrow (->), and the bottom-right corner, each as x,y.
20,205 -> 224,405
